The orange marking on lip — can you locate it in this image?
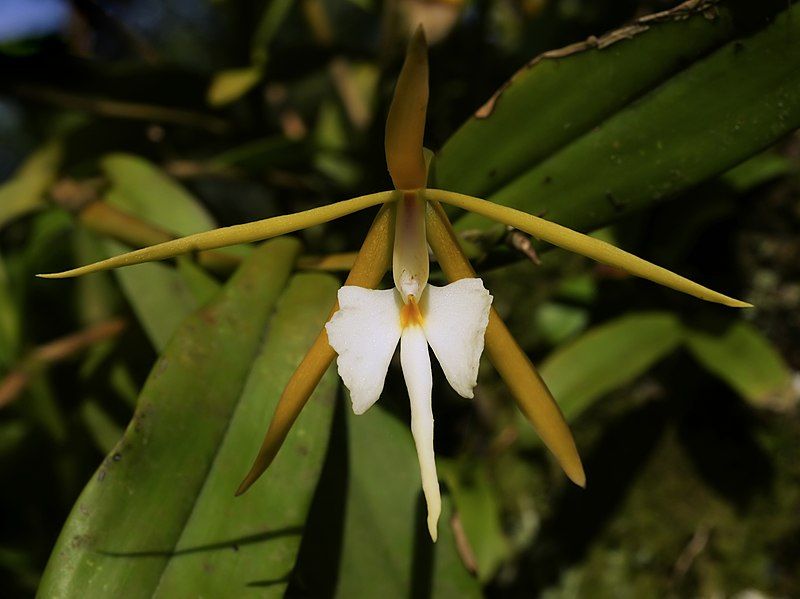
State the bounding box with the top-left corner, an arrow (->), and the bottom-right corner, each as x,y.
400,295 -> 424,328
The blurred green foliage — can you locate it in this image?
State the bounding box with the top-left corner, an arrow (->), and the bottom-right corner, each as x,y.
1,0 -> 799,597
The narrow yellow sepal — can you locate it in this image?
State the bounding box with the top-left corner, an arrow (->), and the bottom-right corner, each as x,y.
37,191 -> 395,279
385,26 -> 429,191
425,200 -> 586,487
236,203 -> 397,495
426,189 -> 752,308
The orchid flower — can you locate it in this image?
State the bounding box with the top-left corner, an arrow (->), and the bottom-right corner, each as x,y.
39,27 -> 750,542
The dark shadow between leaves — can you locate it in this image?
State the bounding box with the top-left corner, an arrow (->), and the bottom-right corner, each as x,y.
98,526 -> 304,558
676,378 -> 774,511
285,394 -> 349,598
246,573 -> 292,588
517,399 -> 670,591
410,492 -> 434,599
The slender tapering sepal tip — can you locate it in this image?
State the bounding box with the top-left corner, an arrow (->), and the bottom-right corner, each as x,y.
426,189 -> 752,309
385,26 -> 429,191
35,191 -> 395,279
568,464 -> 587,488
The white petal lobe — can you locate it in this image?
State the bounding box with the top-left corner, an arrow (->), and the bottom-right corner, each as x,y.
326,286 -> 402,415
400,325 -> 441,542
422,278 -> 492,398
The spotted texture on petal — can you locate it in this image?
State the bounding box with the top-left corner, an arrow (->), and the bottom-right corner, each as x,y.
400,324 -> 440,542
422,278 -> 492,398
326,287 -> 402,415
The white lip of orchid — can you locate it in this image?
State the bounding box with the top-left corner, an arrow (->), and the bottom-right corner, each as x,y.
326,201 -> 493,543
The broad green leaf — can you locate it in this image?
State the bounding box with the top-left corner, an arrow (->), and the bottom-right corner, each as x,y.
154,273 -> 338,598
539,312 -> 683,423
0,141 -> 62,229
101,237 -> 199,351
442,3 -> 800,243
101,154 -> 216,235
439,459 -> 510,583
37,238 -> 339,598
334,407 -> 481,598
175,257 -> 222,304
720,151 -> 795,192
437,3 -> 738,197
686,320 -> 794,410
97,155 -> 223,350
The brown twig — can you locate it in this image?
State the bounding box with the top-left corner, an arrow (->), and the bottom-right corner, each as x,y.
13,84 -> 229,134
506,228 -> 541,265
0,318 -> 127,409
450,513 -> 479,575
296,252 -> 357,271
672,524 -> 711,582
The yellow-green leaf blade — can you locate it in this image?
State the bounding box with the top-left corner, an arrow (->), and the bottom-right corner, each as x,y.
686,320 -> 795,410
540,312 -> 684,423
36,238 -> 330,597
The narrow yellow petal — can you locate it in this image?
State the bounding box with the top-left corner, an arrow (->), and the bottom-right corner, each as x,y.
385,26 -> 429,191
425,200 -> 585,487
426,189 -> 751,308
78,200 -> 241,275
38,190 -> 395,279
236,203 -> 396,495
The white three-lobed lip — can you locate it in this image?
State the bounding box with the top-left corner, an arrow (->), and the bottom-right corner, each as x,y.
326,278 -> 492,541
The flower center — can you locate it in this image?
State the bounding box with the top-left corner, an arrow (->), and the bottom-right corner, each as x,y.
400,294 -> 424,328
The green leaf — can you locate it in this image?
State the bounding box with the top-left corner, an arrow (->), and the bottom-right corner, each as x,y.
437,3 -> 738,198
207,66 -> 262,107
97,155 -> 223,350
0,141 -> 62,229
24,377 -> 67,443
534,302 -> 589,346
0,256 -> 20,367
250,0 -> 295,66
80,400 -> 125,455
539,312 -> 684,423
720,150 -> 795,192
101,237 -> 200,351
685,320 -> 795,409
334,407 -> 481,598
38,239 -> 339,598
439,459 -> 510,583
101,154 -> 216,235
440,3 -> 800,242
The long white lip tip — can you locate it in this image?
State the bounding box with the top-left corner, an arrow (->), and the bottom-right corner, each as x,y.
427,518 -> 438,543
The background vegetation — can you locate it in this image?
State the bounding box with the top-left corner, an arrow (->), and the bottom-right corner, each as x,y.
0,0 -> 798,596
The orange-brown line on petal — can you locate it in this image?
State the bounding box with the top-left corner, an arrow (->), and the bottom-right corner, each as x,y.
236,202 -> 397,496
424,199 -> 586,488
